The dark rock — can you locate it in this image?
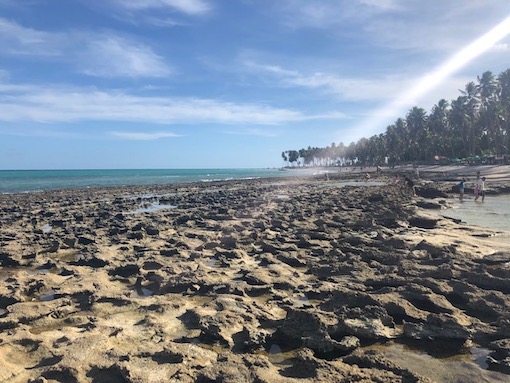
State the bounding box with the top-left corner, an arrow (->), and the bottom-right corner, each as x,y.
62,237 -> 77,248
474,252 -> 510,265
403,313 -> 471,341
160,248 -> 180,257
416,200 -> 445,209
43,241 -> 60,253
278,309 -> 355,355
416,186 -> 448,198
108,265 -> 140,278
145,226 -> 159,236
409,216 -> 439,229
0,252 -> 20,267
487,338 -> 510,374
77,236 -> 95,246
71,257 -> 108,268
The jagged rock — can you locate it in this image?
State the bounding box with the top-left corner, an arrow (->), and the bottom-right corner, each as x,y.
342,349 -> 433,382
108,264 -> 140,278
414,240 -> 451,257
145,226 -> 159,236
0,252 -> 20,267
487,338 -> 510,374
409,216 -> 439,229
403,313 -> 471,341
43,241 -> 60,253
77,236 -> 95,245
278,309 -> 356,355
334,306 -> 399,339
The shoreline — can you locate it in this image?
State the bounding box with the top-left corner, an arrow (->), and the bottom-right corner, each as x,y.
2,164 -> 510,196
1,174 -> 510,382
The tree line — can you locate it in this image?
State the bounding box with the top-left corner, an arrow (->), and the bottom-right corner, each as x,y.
282,69 -> 510,167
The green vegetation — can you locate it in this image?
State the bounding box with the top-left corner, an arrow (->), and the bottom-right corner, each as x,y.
282,69 -> 510,167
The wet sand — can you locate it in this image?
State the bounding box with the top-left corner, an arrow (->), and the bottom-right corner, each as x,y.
1,171 -> 510,382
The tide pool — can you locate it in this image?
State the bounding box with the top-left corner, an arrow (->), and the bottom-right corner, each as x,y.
444,194 -> 510,232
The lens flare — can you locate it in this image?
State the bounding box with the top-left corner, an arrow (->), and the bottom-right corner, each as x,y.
349,15 -> 510,140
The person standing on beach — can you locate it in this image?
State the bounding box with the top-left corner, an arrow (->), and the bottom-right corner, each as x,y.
475,177 -> 486,202
473,174 -> 480,199
458,178 -> 465,200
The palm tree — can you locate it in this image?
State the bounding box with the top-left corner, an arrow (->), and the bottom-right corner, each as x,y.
287,150 -> 299,166
429,99 -> 450,157
459,81 -> 480,156
406,107 -> 428,162
497,69 -> 510,153
281,68 -> 510,166
449,96 -> 470,158
281,151 -> 288,167
477,71 -> 498,153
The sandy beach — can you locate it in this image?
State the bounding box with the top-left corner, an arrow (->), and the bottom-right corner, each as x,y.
1,167 -> 510,382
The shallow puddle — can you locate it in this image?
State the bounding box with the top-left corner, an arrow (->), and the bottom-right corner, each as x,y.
39,289 -> 56,301
444,195 -> 510,232
131,202 -> 177,214
136,287 -> 154,297
363,342 -> 509,382
265,344 -> 299,365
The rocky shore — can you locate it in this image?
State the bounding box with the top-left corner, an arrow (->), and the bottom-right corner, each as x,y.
1,172 -> 510,382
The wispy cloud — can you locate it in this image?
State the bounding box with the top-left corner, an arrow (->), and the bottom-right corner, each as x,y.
0,83 -> 346,125
0,17 -> 65,56
244,61 -> 406,102
0,18 -> 172,78
111,0 -> 211,15
273,0 -> 399,30
110,131 -> 181,140
102,0 -> 211,26
78,35 -> 172,78
359,0 -> 402,11
244,60 -> 473,109
272,0 -> 510,53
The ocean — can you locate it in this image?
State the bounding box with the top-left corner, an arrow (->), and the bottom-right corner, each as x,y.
0,168 -> 298,194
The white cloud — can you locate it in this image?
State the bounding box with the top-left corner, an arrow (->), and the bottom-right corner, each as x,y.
0,18 -> 172,78
78,35 -> 172,78
272,0 -> 510,53
244,60 -> 477,112
244,61 -> 407,102
358,0 -> 402,11
112,0 -> 211,15
110,131 -> 181,140
0,17 -> 65,56
0,83 -> 346,125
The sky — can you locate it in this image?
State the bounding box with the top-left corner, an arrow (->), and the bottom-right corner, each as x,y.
1,0 -> 510,169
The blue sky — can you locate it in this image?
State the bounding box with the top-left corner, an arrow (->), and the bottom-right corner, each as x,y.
1,0 -> 510,169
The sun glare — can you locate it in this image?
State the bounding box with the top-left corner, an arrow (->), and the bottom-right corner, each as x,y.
351,14 -> 510,141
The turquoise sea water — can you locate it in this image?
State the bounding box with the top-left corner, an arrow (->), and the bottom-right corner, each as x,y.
0,168 -> 297,194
